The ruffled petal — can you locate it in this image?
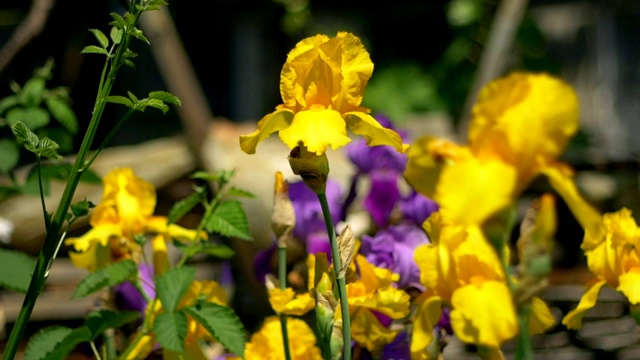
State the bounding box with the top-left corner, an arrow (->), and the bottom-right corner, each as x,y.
410,294 -> 442,360
240,109 -> 294,154
65,224 -> 123,251
268,288 -> 315,316
279,108 -> 351,154
344,112 -> 409,154
450,281 -> 518,347
351,308 -> 399,353
618,268 -> 640,304
562,280 -> 607,330
528,297 -> 555,334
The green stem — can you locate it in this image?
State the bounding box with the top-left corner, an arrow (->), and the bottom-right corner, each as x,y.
278,245 -> 292,360
317,193 -> 351,360
2,5 -> 146,359
84,109 -> 136,170
90,341 -> 103,360
35,155 -> 50,229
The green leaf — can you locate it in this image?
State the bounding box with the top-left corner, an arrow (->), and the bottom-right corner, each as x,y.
122,58 -> 136,69
155,267 -> 196,311
0,247 -> 36,292
39,137 -> 63,160
130,27 -> 150,44
11,121 -> 40,153
89,28 -> 109,48
0,94 -> 18,114
0,139 -> 19,172
227,186 -> 255,198
81,45 -> 109,56
105,96 -> 134,108
24,326 -> 91,360
0,185 -> 20,200
7,107 -> 50,130
109,13 -> 126,29
45,97 -> 78,134
70,199 -> 96,218
205,200 -> 252,241
191,169 -> 236,185
183,303 -> 246,357
124,48 -> 138,58
110,27 -> 123,45
188,242 -> 235,259
149,91 -> 181,106
127,91 -> 139,103
21,78 -> 46,106
143,99 -> 169,114
73,259 -> 137,299
84,310 -> 140,341
167,188 -> 205,225
153,311 -> 188,353
38,128 -> 73,153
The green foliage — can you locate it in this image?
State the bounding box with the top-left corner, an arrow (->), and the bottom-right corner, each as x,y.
183,302 -> 246,357
206,200 -> 252,241
154,311 -> 188,352
167,186 -> 206,225
173,240 -> 235,260
156,267 -> 196,311
20,162 -> 101,197
84,310 -> 140,341
24,326 -> 91,360
105,90 -> 180,114
73,259 -> 138,299
0,139 -> 19,173
0,248 -> 36,293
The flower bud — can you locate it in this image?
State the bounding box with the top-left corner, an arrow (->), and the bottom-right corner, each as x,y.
288,143 -> 329,194
337,225 -> 355,279
271,171 -> 296,247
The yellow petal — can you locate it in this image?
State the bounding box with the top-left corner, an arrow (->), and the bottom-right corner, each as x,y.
403,136 -> 443,198
375,285 -> 411,319
541,163 -> 603,249
65,224 -> 122,251
414,243 -> 457,301
528,297 -> 555,334
124,333 -> 156,360
240,109 -> 294,154
279,107 -> 351,155
410,294 -> 442,360
344,112 -> 409,153
586,238 -> 620,287
151,234 -> 170,275
618,268 -> 640,304
268,288 -> 315,316
469,73 -> 579,170
102,168 -> 156,231
435,156 -> 517,225
562,280 -> 607,330
450,281 -> 518,347
351,308 -> 399,353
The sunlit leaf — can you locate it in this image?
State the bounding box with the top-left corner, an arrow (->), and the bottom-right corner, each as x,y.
0,247 -> 36,292
89,29 -> 109,49
184,303 -> 246,357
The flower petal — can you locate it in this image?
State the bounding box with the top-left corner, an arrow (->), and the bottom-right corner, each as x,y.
351,308 -> 399,353
344,112 -> 409,154
450,281 -> 518,347
618,268 -> 640,304
279,108 -> 351,155
65,224 -> 123,251
562,280 -> 607,330
410,294 -> 442,360
528,296 -> 555,334
240,109 -> 294,154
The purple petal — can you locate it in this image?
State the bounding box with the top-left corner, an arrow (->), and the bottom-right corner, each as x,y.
253,242 -> 277,282
306,232 -> 332,261
381,331 -> 411,360
290,180 -> 343,242
399,191 -> 439,226
364,170 -> 401,228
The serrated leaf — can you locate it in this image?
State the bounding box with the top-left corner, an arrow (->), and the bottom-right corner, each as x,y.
89,29 -> 109,48
227,186 -> 255,198
73,259 -> 137,299
142,99 -> 169,114
167,189 -> 205,225
7,107 -> 50,130
109,13 -> 126,29
130,27 -> 150,44
124,13 -> 136,26
110,27 -> 123,45
149,91 -> 181,106
45,97 -> 78,134
122,58 -> 136,69
81,45 -> 109,56
155,267 -> 196,311
11,121 -> 40,152
0,94 -> 18,114
39,127 -> 73,152
21,78 -> 45,106
24,326 -> 91,360
84,310 -> 140,341
154,311 -> 187,353
0,139 -> 19,172
192,243 -> 235,259
205,200 -> 252,241
0,247 -> 36,292
183,303 -> 246,356
127,91 -> 139,103
39,137 -> 62,160
105,96 -> 134,108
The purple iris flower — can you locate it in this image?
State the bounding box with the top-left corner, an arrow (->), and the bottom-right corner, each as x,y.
360,224 -> 430,288
399,191 -> 439,226
344,114 -> 410,228
114,263 -> 155,314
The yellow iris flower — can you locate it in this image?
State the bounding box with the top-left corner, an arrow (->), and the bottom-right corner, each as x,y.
126,280 -> 228,360
240,316 -> 323,360
65,168 -> 205,271
563,208 -> 640,329
404,72 -> 600,230
239,32 -> 409,156
268,287 -> 315,316
411,211 -> 554,358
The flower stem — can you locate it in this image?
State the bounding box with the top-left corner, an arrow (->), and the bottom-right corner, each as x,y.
2,4 -> 146,358
278,245 -> 292,360
317,193 -> 351,360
